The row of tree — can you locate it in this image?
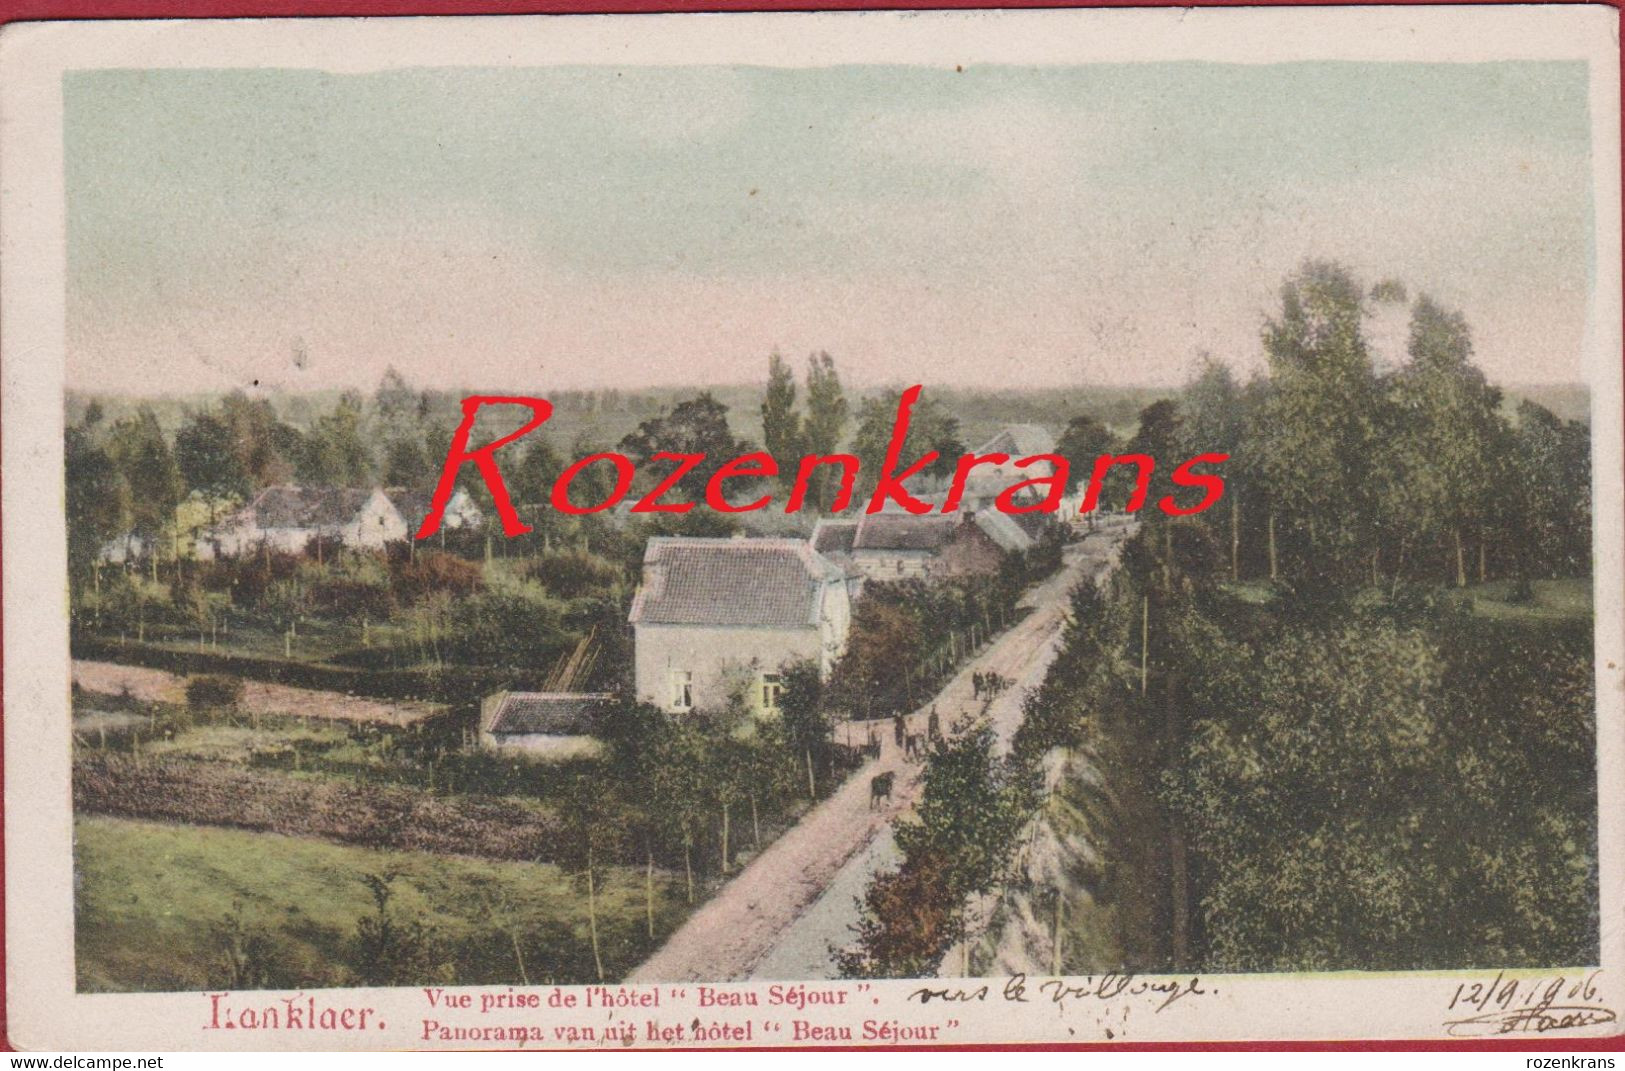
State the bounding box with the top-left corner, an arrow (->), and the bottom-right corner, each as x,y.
839,259 -> 1597,976
1006,262 -> 1597,972
1157,263 -> 1590,592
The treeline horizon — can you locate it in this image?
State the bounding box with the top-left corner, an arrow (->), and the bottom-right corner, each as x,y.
840,259 -> 1598,980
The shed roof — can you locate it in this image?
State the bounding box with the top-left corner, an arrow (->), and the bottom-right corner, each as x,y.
487,692 -> 613,736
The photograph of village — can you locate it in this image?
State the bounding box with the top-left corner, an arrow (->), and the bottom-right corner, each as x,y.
62,58 -> 1599,992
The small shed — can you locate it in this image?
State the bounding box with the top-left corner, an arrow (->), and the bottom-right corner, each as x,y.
479,691 -> 612,759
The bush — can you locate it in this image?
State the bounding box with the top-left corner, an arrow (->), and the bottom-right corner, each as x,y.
393,552 -> 484,604
186,674 -> 244,711
73,753 -> 588,863
70,634 -> 554,703
526,549 -> 626,600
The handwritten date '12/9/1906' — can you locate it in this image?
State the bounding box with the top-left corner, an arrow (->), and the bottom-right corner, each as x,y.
1444,971 -> 1615,1037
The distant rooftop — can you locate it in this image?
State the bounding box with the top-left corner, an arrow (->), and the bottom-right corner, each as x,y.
237,485 -> 387,530
852,512 -> 959,552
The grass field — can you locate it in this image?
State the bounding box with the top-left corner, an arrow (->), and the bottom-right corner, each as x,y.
1461,577 -> 1593,624
75,816 -> 692,993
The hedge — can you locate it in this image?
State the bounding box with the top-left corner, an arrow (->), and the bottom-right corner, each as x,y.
71,633 -> 553,704
71,753 -> 610,864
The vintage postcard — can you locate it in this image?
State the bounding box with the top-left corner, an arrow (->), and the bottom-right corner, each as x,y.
2,5 -> 1621,1052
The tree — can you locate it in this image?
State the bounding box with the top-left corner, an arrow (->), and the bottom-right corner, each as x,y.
801,352 -> 851,511
1380,295 -> 1506,587
1508,400 -> 1590,581
761,352 -> 803,493
618,393 -> 755,504
1257,261 -> 1382,587
1178,357 -> 1250,578
557,772 -> 631,982
1054,414 -> 1117,494
353,872 -> 445,985
175,410 -> 249,502
1121,399 -> 1185,512
220,390 -> 300,488
65,425 -> 129,593
851,390 -> 963,496
843,727 -> 1037,977
897,727 -> 1034,901
105,408 -> 183,549
778,659 -> 828,798
298,392 -> 374,487
373,366 -> 420,423
649,720 -> 711,904
837,848 -> 964,978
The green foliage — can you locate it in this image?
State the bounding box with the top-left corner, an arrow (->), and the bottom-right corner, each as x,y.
800,352 -> 851,510
842,728 -> 1038,978
105,408 -> 184,540
850,389 -> 964,495
1258,260 -> 1382,584
761,352 -> 803,491
175,410 -> 250,500
618,392 -> 755,502
74,816 -> 689,991
441,585 -> 569,668
1054,413 -> 1118,493
296,391 -> 374,487
65,425 -> 130,590
352,872 -> 451,986
828,575 -> 1023,719
185,674 -> 244,712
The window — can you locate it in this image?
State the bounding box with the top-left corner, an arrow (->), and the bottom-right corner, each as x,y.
670,670 -> 693,712
760,672 -> 783,711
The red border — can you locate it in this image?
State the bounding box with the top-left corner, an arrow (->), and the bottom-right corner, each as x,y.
1,0 -> 1622,1055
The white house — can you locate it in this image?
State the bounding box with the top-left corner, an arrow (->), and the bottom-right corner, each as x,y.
814,513 -> 1005,582
197,485 -> 408,559
973,509 -> 1037,554
957,424 -> 1061,510
388,486 -> 485,535
628,536 -> 851,716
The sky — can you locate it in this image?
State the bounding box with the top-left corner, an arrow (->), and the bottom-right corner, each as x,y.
64,61 -> 1595,395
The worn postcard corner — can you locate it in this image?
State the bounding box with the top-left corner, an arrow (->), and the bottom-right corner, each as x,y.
2,4 -> 1622,1052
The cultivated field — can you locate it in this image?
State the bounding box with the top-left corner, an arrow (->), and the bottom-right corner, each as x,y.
75,816 -> 691,992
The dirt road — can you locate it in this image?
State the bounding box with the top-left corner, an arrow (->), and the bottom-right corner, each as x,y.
72,659 -> 443,726
628,526 -> 1130,983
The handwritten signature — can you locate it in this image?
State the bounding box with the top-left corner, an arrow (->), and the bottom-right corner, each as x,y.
909,973 -> 1207,1014
1444,971 -> 1615,1037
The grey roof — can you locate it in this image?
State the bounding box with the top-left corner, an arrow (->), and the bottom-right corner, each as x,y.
387,486 -> 480,529
811,519 -> 858,557
240,486 -> 384,530
974,509 -> 1035,553
853,513 -> 958,552
975,424 -> 1057,459
1010,509 -> 1055,541
628,537 -> 843,628
487,692 -> 612,736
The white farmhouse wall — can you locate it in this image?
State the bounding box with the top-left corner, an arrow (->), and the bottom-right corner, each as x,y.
342,491 -> 408,548
635,624 -> 825,714
479,733 -> 603,760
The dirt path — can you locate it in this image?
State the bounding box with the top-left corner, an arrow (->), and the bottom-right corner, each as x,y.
628,528 -> 1129,983
72,659 -> 443,726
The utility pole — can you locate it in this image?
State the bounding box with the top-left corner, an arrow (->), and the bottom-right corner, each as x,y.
1140,594 -> 1149,697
